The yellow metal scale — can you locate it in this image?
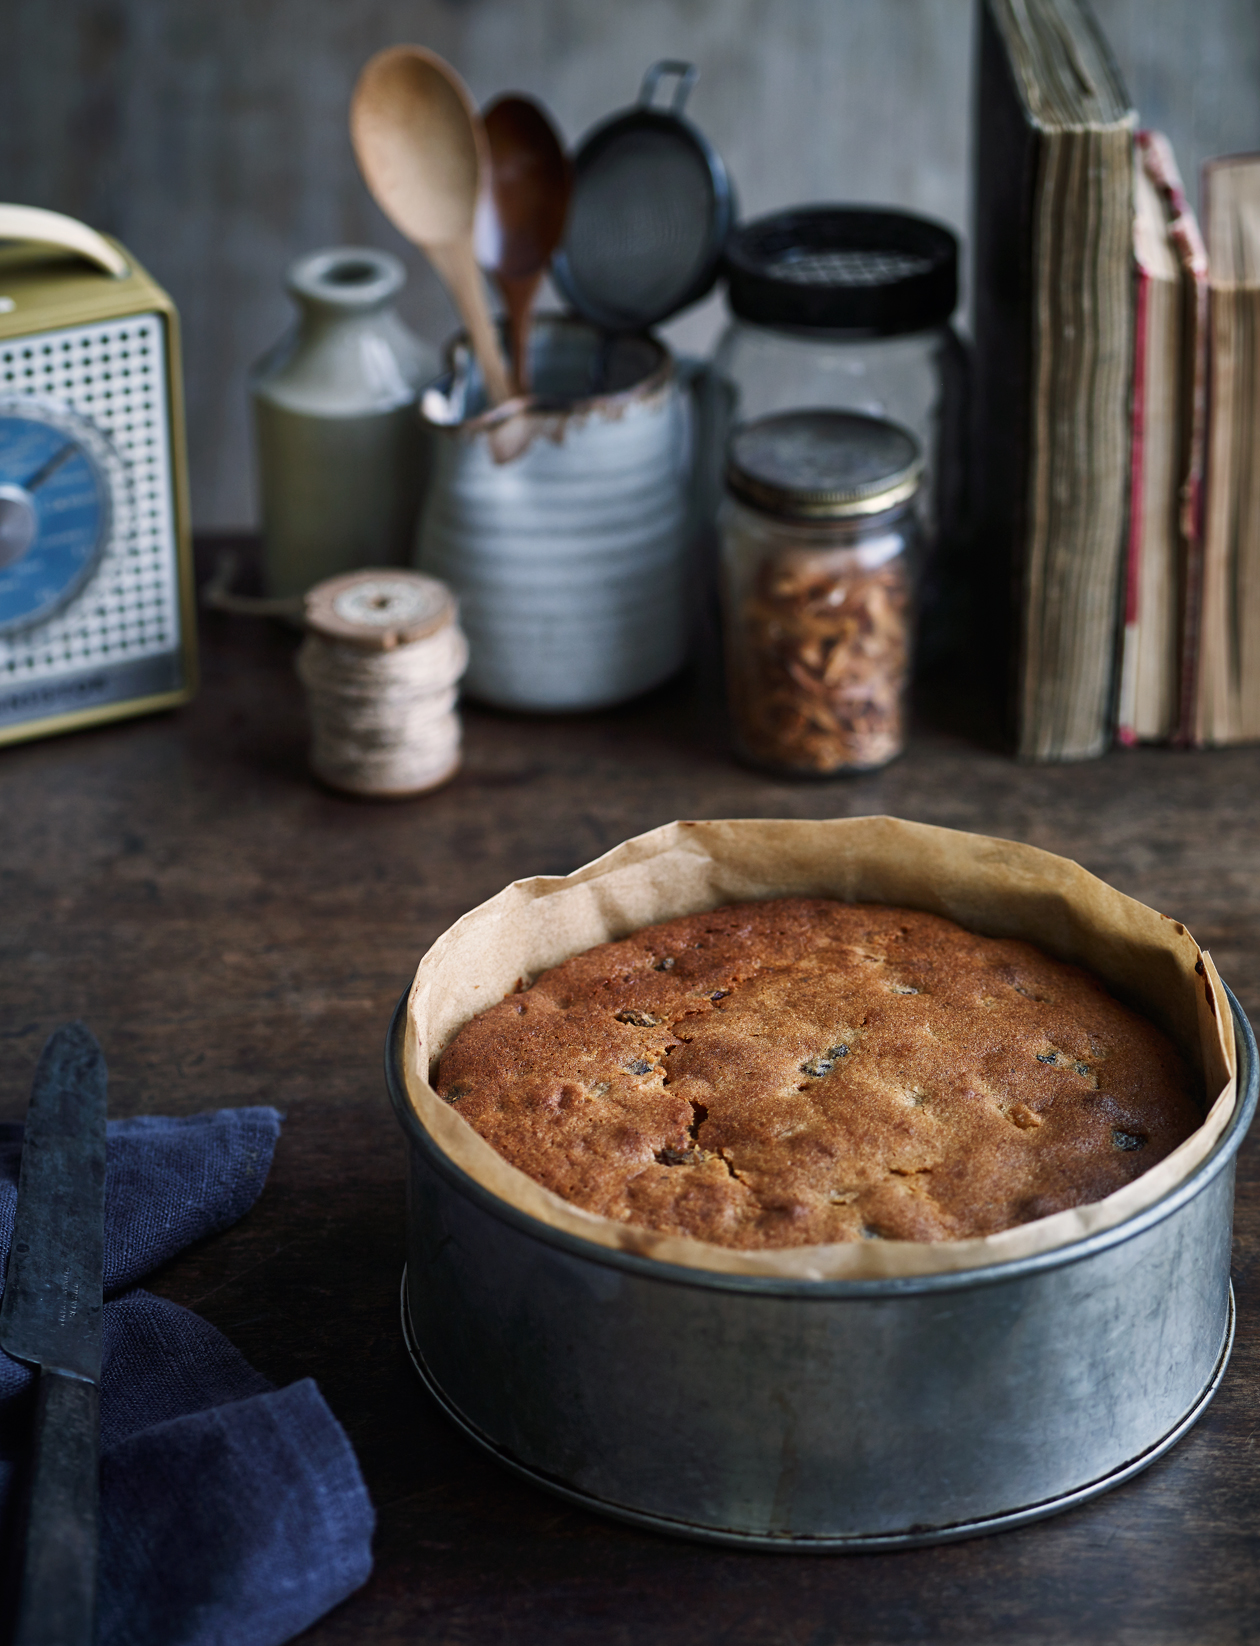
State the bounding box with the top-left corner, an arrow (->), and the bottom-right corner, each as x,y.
0,206 -> 196,746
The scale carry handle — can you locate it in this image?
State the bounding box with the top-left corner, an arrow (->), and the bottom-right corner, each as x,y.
0,205 -> 128,279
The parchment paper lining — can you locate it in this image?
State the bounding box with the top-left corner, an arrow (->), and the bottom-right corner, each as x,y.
403,817 -> 1236,1280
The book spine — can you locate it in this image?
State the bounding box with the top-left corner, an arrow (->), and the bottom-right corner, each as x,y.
1174,259 -> 1210,747
1018,124 -> 1135,762
978,0 -> 1136,762
973,0 -> 1038,749
1139,132 -> 1211,746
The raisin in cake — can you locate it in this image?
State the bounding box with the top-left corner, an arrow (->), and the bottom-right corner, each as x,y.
436,899 -> 1200,1247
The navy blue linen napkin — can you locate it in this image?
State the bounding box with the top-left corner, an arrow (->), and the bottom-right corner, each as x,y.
0,1109 -> 375,1646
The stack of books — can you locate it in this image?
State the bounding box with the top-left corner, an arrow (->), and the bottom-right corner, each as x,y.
974,0 -> 1260,757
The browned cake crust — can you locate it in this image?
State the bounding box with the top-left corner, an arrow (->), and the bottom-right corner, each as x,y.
436,899 -> 1201,1247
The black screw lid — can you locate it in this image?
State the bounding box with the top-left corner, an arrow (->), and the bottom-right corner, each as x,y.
723,206 -> 958,335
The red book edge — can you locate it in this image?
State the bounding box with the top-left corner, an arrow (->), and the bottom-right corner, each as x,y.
1117,212 -> 1150,750
1136,133 -> 1210,748
1120,240 -> 1152,753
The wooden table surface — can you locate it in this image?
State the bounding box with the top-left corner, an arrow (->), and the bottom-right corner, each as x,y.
2,545 -> 1259,1645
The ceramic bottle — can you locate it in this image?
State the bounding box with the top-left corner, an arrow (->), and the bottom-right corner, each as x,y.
251,247 -> 438,598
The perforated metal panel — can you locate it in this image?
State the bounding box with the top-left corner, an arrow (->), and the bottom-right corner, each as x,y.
0,313 -> 182,698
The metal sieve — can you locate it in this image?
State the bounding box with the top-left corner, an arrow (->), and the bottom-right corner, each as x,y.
551,62 -> 734,332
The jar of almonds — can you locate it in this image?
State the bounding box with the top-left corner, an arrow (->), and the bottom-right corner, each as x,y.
720,410 -> 922,774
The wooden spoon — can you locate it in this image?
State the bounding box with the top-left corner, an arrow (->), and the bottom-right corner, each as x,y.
480,96 -> 572,394
350,45 -> 513,407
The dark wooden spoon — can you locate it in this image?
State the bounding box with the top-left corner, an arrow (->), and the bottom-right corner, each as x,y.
480,95 -> 572,394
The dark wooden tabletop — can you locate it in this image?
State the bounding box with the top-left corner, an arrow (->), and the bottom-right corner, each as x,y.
2,543 -> 1259,1645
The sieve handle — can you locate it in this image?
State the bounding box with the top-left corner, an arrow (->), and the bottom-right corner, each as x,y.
638,61 -> 698,115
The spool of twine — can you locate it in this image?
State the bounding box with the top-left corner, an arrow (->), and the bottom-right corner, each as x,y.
296,569 -> 468,798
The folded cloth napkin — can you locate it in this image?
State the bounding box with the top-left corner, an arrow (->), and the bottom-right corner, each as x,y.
0,1109 -> 374,1646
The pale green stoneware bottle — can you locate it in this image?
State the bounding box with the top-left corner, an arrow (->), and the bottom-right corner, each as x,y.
251,247 -> 439,598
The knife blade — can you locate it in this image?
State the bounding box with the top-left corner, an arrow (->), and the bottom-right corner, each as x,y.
0,1022 -> 107,1646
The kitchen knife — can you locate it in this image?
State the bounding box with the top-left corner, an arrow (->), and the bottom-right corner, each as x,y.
0,1022 -> 107,1646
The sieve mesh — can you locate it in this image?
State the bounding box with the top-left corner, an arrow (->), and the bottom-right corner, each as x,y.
562,127 -> 715,328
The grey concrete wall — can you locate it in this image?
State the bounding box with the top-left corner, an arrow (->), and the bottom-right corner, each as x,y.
2,0 -> 1257,529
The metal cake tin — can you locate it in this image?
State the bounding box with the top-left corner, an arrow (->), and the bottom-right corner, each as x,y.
386,986 -> 1257,1550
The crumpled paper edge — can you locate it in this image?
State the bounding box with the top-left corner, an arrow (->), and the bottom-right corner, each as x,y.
403,817 -> 1237,1280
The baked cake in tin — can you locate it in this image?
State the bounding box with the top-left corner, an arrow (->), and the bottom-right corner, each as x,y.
436,898 -> 1200,1247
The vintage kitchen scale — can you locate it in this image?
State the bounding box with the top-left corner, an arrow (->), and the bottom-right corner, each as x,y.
0,205 -> 195,746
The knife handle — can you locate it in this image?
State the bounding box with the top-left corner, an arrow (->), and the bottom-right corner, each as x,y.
13,1370 -> 99,1646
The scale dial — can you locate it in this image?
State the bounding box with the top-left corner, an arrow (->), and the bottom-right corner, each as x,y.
0,399 -> 122,636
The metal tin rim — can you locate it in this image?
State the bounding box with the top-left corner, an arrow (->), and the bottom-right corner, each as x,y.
399,1264 -> 1235,1551
386,985 -> 1257,1299
725,408 -> 924,521
726,465 -> 922,522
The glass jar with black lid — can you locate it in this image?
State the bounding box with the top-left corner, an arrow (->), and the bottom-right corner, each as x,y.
709,208 -> 966,655
720,409 -> 923,776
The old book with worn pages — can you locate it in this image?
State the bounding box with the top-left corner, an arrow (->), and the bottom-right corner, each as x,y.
1194,154 -> 1260,746
974,0 -> 1135,761
1117,133 -> 1209,746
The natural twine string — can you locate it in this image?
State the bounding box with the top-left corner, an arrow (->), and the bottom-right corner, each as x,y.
296,621 -> 468,797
